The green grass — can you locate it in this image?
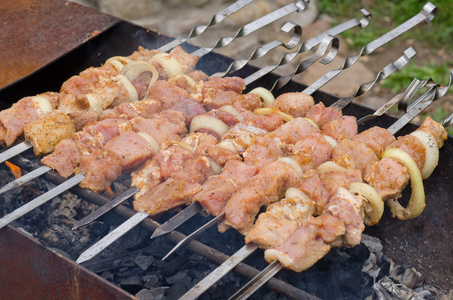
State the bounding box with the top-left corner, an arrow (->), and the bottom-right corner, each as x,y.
317,0 -> 453,51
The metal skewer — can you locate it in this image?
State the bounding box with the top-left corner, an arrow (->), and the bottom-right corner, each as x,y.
157,0 -> 255,53
0,165 -> 51,195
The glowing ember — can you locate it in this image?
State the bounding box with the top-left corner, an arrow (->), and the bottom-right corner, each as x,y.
5,161 -> 21,179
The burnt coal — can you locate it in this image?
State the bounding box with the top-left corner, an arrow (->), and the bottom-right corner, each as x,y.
134,254 -> 155,271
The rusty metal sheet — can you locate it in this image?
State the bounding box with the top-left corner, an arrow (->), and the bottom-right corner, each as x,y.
0,0 -> 119,89
0,225 -> 136,300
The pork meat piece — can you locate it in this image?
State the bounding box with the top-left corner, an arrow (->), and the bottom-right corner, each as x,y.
418,116 -> 448,148
322,115 -> 358,142
320,169 -> 363,197
100,100 -> 162,120
168,45 -> 200,74
24,111 -> 76,156
170,97 -> 207,126
60,67 -> 116,96
388,135 -> 426,171
221,123 -> 268,154
146,80 -> 190,109
0,92 -> 60,146
74,118 -> 131,151
273,117 -> 320,145
270,92 -> 315,118
75,149 -> 122,193
332,139 -> 379,175
232,93 -> 263,112
245,190 -> 315,249
297,170 -> 331,215
292,133 -> 334,173
304,102 -> 343,127
352,126 -> 396,157
234,110 -> 284,132
41,139 -> 82,178
243,135 -> 284,171
104,131 -> 156,172
364,158 -> 410,200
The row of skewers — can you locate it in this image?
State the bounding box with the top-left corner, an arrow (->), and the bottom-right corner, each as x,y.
0,1 -> 450,299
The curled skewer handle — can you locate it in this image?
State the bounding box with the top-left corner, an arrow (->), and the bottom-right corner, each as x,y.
442,112 -> 453,128
269,34 -> 340,92
191,0 -> 310,57
157,0 -> 254,53
212,22 -> 303,78
243,9 -> 371,86
303,2 -> 437,95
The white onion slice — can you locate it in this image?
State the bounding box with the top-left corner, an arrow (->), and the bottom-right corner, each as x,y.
137,132 -> 160,154
253,107 -> 294,122
382,147 -> 425,220
208,158 -> 222,174
85,94 -> 103,115
177,141 -> 195,154
323,135 -> 337,148
219,105 -> 240,116
115,74 -> 139,102
349,182 -> 384,226
410,130 -> 439,179
105,56 -> 133,72
189,115 -> 230,138
168,74 -> 197,89
285,187 -> 306,200
278,157 -> 303,176
248,87 -> 275,105
303,118 -> 320,129
149,53 -> 183,78
317,161 -> 349,173
217,140 -> 238,153
32,96 -> 53,115
120,61 -> 159,94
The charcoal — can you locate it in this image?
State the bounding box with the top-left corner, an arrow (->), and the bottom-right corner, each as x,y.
89,221 -> 108,237
166,269 -> 189,285
377,260 -> 391,281
100,270 -> 115,281
143,274 -> 161,289
160,253 -> 189,277
136,287 -> 168,300
143,237 -> 174,258
166,277 -> 193,300
119,225 -> 150,249
120,274 -> 143,294
134,254 -> 155,271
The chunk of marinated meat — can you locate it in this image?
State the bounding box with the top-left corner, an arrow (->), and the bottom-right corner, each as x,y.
234,110 -> 284,132
418,116 -> 448,148
320,169 -> 363,197
243,135 -> 284,171
168,45 -> 200,74
41,139 -> 81,178
200,76 -> 246,94
171,97 -> 207,126
273,117 -> 320,145
196,77 -> 246,111
127,47 -> 160,61
352,126 -> 396,157
75,149 -> 122,193
245,190 -> 315,249
332,139 -> 379,175
222,123 -> 267,154
223,160 -> 302,234
292,133 -> 334,173
186,70 -> 210,83
0,93 -> 60,146
297,170 -> 331,215
104,131 -> 156,172
323,187 -> 364,247
130,141 -> 196,199
205,109 -> 237,126
305,102 -> 343,127
130,111 -> 187,145
146,80 -> 190,109
99,100 -> 162,120
265,187 -> 364,272
67,110 -> 99,131
133,156 -> 215,215
264,215 -> 337,272
322,115 -> 358,142
0,124 -> 6,147
206,144 -> 241,166
388,135 -> 426,171
24,111 -> 76,156
193,160 -> 258,216
364,158 -> 410,200
232,93 -> 263,112
74,118 -> 131,151
183,132 -> 218,157
270,92 -> 315,118
60,67 -> 116,96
